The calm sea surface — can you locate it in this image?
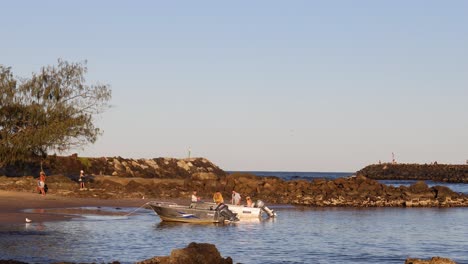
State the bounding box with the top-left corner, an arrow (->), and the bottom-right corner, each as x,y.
1,171 -> 467,264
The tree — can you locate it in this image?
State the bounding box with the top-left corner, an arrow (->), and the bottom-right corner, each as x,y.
0,59 -> 111,166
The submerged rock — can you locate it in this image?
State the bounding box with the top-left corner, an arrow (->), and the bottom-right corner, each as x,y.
405,256 -> 457,264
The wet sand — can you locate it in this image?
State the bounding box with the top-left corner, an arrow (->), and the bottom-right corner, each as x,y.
0,190 -> 153,225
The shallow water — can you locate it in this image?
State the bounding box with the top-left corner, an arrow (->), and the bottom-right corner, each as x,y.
0,205 -> 467,264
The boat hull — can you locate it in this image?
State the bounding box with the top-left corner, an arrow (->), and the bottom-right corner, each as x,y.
147,202 -> 235,223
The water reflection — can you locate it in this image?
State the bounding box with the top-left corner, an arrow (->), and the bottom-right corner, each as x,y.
0,206 -> 467,264
153,214 -> 276,230
24,222 -> 46,231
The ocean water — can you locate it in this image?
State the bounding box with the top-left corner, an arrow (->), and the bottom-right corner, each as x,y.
0,171 -> 467,264
231,171 -> 355,181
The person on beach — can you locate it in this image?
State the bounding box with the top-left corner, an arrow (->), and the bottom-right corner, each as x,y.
191,191 -> 201,203
36,176 -> 42,194
231,190 -> 241,205
37,171 -> 46,196
79,170 -> 85,189
213,191 -> 224,204
245,196 -> 253,207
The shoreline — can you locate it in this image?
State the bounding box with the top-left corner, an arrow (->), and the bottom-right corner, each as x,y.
0,190 -> 163,225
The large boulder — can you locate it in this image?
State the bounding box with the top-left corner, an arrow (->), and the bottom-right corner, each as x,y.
409,181 -> 430,193
136,242 -> 233,264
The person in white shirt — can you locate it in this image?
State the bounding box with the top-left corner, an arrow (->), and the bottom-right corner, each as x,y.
231,190 -> 241,205
191,191 -> 200,202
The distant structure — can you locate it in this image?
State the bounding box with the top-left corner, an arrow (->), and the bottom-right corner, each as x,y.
392,152 -> 396,164
188,147 -> 191,159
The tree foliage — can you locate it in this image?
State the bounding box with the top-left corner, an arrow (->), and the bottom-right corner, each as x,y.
0,60 -> 111,166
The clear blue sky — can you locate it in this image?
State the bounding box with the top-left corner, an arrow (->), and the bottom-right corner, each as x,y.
2,1 -> 467,172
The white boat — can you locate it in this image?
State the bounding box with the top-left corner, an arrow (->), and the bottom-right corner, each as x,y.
147,200 -> 276,223
190,200 -> 276,220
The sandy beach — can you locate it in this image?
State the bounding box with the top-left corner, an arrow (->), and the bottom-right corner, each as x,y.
0,190 -> 154,225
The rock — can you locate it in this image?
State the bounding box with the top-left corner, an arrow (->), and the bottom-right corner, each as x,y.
409,181 -> 430,193
433,186 -> 456,200
191,172 -> 218,181
0,260 -> 29,264
136,242 -> 233,264
405,256 -> 457,264
177,160 -> 190,171
113,158 -> 124,171
145,159 -> 159,170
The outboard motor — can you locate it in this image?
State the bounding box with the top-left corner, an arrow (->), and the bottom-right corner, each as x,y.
254,200 -> 277,218
215,203 -> 239,222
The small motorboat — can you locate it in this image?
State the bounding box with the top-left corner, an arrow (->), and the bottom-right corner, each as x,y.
147,200 -> 276,223
147,201 -> 239,223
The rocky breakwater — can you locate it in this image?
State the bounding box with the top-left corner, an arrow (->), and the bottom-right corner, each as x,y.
357,164 -> 468,183
0,155 -> 227,179
224,173 -> 468,207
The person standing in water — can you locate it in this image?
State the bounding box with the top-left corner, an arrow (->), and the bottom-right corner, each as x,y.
191,191 -> 201,202
213,191 -> 224,204
231,190 -> 242,205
